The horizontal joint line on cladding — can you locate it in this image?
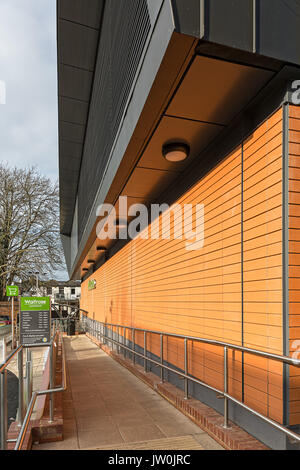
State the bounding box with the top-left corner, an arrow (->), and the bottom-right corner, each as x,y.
243,216 -> 282,233
176,178 -> 242,210
123,238 -> 243,268
243,141 -> 283,168
243,203 -> 282,221
243,173 -> 283,196
243,184 -> 282,204
243,155 -> 283,182
243,119 -> 283,152
177,161 -> 242,203
243,136 -> 283,164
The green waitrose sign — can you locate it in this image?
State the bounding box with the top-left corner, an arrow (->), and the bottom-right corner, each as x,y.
20,297 -> 51,345
6,285 -> 19,297
21,297 -> 50,311
88,279 -> 97,291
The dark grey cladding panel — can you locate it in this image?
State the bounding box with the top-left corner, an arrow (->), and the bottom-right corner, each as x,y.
58,0 -> 105,29
206,0 -> 253,51
60,122 -> 85,144
171,0 -> 200,37
58,64 -> 93,102
59,141 -> 83,160
258,0 -> 300,64
58,97 -> 89,125
77,0 -> 151,242
58,19 -> 99,71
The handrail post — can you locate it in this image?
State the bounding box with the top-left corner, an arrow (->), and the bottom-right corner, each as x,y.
144,331 -> 147,373
184,338 -> 188,400
17,349 -> 24,426
0,369 -> 8,450
132,329 -> 135,364
118,326 -> 120,354
1,337 -> 6,363
160,334 -> 164,383
223,346 -> 229,428
123,327 -> 126,359
49,342 -> 54,423
25,348 -> 33,410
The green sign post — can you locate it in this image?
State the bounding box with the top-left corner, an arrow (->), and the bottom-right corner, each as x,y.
6,285 -> 19,348
20,297 -> 51,346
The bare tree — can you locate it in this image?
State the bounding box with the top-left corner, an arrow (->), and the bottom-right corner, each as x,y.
0,164 -> 65,300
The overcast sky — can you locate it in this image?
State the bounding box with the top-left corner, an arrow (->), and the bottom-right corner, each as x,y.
0,0 -> 68,280
0,0 -> 58,180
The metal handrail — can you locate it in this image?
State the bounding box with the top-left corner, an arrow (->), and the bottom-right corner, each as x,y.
101,321 -> 300,367
83,317 -> 300,446
0,325 -> 66,450
14,332 -> 67,450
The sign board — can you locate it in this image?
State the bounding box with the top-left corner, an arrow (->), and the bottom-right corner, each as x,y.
6,285 -> 19,297
88,279 -> 97,290
20,297 -> 51,346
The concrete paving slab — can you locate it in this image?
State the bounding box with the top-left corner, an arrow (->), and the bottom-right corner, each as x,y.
33,336 -> 224,450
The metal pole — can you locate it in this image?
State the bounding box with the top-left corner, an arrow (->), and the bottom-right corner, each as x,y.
0,370 -> 8,450
118,327 -> 120,354
49,344 -> 54,422
144,331 -> 147,372
25,349 -> 33,409
184,338 -> 188,399
123,327 -> 126,359
132,329 -> 135,364
12,296 -> 15,349
17,349 -> 24,425
223,346 -> 229,428
1,338 -> 6,363
160,334 -> 164,383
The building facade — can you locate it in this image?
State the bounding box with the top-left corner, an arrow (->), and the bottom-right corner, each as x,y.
57,0 -> 300,448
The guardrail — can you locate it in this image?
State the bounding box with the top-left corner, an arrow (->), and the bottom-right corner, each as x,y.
82,316 -> 300,445
0,323 -> 67,450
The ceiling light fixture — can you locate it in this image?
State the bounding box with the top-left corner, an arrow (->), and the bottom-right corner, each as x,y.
162,142 -> 190,162
82,268 -> 88,272
87,259 -> 95,264
96,246 -> 107,252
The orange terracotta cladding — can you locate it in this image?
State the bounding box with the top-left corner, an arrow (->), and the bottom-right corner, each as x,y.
289,105 -> 300,426
81,108 -> 285,424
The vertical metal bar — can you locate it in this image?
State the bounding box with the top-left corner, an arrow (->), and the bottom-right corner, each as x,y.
160,334 -> 164,383
0,370 -> 8,450
49,343 -> 54,422
252,0 -> 257,53
123,327 -> 126,359
132,329 -> 135,364
223,346 -> 229,428
200,0 -> 205,39
12,296 -> 15,349
144,331 -> 147,372
282,102 -> 290,426
184,338 -> 188,399
118,327 -> 120,354
25,348 -> 33,409
1,338 -> 6,363
17,349 -> 24,425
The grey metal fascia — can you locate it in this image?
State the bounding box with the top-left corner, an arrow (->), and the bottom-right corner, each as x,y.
69,0 -> 175,278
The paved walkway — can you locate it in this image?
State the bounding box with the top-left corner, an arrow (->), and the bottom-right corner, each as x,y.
33,336 -> 223,450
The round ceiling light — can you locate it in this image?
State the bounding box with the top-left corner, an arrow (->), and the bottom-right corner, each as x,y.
162,143 -> 190,162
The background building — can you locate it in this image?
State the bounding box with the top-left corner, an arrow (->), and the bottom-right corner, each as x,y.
57,0 -> 300,449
